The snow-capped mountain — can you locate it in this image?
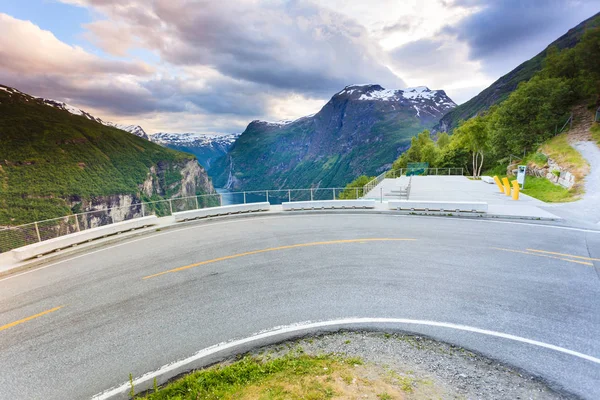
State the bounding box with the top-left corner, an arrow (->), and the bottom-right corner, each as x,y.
211,84 -> 456,190
103,123 -> 148,139
150,132 -> 240,171
335,84 -> 456,118
39,98 -> 148,139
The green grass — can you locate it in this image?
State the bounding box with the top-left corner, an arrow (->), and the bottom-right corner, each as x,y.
136,352 -> 363,400
539,133 -> 589,180
521,175 -> 580,202
487,173 -> 580,203
592,123 -> 600,146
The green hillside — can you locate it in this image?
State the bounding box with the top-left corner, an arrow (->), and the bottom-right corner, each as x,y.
436,12 -> 600,133
0,86 -> 208,225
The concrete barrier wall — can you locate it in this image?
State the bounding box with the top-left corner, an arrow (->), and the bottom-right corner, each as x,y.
282,200 -> 376,210
173,202 -> 271,222
11,216 -> 158,261
388,200 -> 488,213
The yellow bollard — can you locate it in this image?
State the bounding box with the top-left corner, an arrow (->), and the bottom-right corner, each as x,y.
502,177 -> 511,196
493,176 -> 504,193
511,180 -> 520,200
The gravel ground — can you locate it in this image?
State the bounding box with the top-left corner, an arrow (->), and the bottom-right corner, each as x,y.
542,141 -> 600,226
250,332 -> 573,400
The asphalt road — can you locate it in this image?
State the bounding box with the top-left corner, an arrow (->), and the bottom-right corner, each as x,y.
1,214 -> 599,399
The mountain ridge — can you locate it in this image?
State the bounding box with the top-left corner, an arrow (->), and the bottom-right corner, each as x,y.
211,84 -> 456,190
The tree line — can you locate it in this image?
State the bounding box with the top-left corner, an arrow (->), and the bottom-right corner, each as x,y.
390,24 -> 600,178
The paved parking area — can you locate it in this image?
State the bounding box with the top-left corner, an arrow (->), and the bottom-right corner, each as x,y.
365,176 -> 561,220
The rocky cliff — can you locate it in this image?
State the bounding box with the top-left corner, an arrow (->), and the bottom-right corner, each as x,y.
211,84 -> 456,190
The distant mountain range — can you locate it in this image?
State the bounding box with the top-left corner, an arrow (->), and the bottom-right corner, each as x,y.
435,11 -> 600,133
150,133 -> 240,171
211,84 -> 456,190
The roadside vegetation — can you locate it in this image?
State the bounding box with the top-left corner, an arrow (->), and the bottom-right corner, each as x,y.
338,175 -> 375,199
592,123 -> 600,146
539,133 -> 589,180
135,350 -> 423,400
380,23 -> 600,202
484,165 -> 579,203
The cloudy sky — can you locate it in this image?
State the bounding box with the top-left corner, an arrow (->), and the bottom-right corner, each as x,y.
0,0 -> 598,134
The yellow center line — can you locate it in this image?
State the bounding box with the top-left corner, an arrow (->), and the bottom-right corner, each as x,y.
143,238 -> 416,280
526,249 -> 599,262
491,248 -> 593,266
0,306 -> 64,332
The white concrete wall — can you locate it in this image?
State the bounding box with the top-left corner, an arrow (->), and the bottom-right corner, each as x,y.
282,200 -> 376,210
11,216 -> 158,261
173,203 -> 270,221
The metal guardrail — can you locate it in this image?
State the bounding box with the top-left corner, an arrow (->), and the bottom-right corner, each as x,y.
363,167 -> 464,196
0,187 -> 356,253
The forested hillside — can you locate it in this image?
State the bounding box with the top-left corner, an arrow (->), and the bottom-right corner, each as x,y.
0,85 -> 214,225
434,12 -> 600,133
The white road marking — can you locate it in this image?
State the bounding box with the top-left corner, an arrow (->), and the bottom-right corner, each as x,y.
91,317 -> 600,400
2,213 -> 598,283
393,214 -> 600,234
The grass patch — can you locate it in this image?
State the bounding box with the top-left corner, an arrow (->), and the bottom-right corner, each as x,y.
539,133 -> 589,180
490,174 -> 580,203
136,351 -> 438,400
592,123 -> 600,146
521,175 -> 581,202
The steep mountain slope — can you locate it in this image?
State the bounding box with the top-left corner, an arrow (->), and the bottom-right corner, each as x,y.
211,84 -> 456,190
0,85 -> 214,226
40,98 -> 149,139
151,132 -> 239,171
435,12 -> 600,133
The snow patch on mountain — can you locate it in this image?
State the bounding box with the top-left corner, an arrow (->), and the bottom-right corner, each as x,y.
37,97 -> 149,139
103,122 -> 148,139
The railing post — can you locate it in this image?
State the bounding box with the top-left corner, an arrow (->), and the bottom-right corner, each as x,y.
75,214 -> 81,232
243,191 -> 247,204
195,196 -> 199,209
380,187 -> 383,203
288,189 -> 291,202
310,188 -> 313,201
355,187 -> 358,199
168,199 -> 173,215
569,113 -> 573,130
34,222 -> 41,242
266,190 -> 269,203
141,202 -> 145,217
219,194 -> 223,206
332,188 -> 336,200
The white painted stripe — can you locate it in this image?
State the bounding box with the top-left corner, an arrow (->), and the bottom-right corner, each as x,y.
90,317 -> 600,400
393,214 -> 600,234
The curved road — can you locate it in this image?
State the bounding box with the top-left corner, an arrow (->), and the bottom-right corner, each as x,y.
1,214 -> 599,399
